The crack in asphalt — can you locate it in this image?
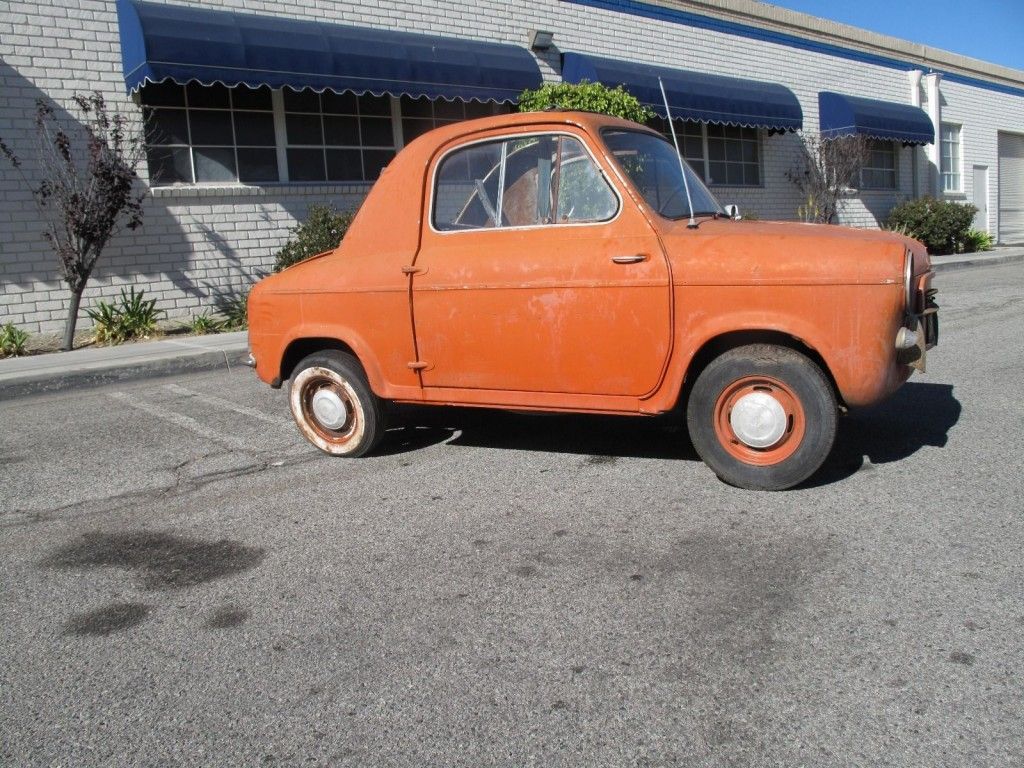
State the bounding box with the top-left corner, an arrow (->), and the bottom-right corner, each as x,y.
0,449 -> 324,528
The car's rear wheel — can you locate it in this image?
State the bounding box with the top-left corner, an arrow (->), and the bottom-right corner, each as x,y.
289,350 -> 383,457
686,344 -> 837,490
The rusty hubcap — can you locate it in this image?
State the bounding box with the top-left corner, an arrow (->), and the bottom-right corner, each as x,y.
291,366 -> 364,453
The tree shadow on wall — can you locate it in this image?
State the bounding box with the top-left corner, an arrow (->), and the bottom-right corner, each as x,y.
0,61 -> 359,321
0,61 -> 196,318
192,195 -> 362,316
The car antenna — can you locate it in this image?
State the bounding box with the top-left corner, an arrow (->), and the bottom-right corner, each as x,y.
658,76 -> 698,229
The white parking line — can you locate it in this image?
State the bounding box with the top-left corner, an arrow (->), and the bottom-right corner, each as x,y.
108,391 -> 253,452
163,383 -> 292,429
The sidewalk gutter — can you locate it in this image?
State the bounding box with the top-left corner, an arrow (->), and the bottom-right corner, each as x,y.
0,332 -> 249,400
931,246 -> 1024,272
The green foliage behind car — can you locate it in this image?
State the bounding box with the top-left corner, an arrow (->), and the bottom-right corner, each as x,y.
517,81 -> 654,123
886,197 -> 978,255
274,205 -> 356,272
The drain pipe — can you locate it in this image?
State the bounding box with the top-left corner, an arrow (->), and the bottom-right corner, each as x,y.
923,72 -> 943,196
908,69 -> 923,198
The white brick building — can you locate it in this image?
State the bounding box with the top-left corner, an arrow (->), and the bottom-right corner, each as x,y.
2,0 -> 1023,334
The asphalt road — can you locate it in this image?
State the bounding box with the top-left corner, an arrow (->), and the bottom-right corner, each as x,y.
2,264 -> 1022,767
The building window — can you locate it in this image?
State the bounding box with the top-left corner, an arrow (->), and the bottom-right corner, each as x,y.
707,124 -> 761,186
860,139 -> 897,190
283,89 -> 397,183
941,123 -> 962,193
142,82 -> 279,185
140,82 -> 511,187
646,118 -> 761,186
400,96 -> 504,144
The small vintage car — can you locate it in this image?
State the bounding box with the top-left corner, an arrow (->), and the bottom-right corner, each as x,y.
247,111 -> 938,490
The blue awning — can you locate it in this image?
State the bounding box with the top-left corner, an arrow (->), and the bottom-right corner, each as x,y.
562,52 -> 802,132
116,0 -> 542,102
819,92 -> 934,144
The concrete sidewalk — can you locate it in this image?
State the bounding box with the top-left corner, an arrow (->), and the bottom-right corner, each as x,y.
1,246 -> 1021,399
0,331 -> 249,399
931,245 -> 1024,272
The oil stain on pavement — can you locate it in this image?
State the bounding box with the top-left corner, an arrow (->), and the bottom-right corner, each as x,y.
62,601 -> 150,636
41,531 -> 265,590
205,605 -> 251,629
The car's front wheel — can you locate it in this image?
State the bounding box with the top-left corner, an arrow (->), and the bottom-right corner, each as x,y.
686,344 -> 837,490
289,350 -> 383,457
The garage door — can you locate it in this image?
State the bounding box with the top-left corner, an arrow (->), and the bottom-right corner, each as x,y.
999,132 -> 1024,244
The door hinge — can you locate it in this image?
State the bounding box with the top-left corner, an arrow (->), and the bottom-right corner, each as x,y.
407,361 -> 429,371
401,265 -> 425,275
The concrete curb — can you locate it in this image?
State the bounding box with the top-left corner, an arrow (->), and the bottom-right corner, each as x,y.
0,338 -> 249,400
932,251 -> 1024,272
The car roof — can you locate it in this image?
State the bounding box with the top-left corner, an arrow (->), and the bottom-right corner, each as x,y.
417,109 -> 657,146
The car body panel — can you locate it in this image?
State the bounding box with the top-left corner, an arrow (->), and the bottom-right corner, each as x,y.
411,123 -> 672,397
248,110 -> 932,415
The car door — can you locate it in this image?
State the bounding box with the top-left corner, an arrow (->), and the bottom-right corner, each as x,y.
409,128 -> 671,398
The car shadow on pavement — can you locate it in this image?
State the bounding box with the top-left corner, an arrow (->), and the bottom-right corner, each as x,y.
384,383 -> 960,488
383,404 -> 698,461
802,382 -> 961,488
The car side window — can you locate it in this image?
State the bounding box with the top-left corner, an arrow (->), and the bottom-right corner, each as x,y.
556,137 -> 619,224
433,134 -> 617,231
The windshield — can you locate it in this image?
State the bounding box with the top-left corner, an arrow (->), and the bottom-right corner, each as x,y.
601,129 -> 724,221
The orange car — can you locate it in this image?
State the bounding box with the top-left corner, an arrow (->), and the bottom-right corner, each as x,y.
247,111 -> 938,490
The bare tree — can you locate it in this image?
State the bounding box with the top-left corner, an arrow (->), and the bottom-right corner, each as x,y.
786,133 -> 873,224
1,93 -> 145,350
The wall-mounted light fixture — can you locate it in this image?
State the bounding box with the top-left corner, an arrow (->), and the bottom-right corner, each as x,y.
529,29 -> 555,51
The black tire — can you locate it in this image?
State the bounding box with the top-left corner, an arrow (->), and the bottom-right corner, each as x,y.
288,350 -> 384,457
686,344 -> 837,491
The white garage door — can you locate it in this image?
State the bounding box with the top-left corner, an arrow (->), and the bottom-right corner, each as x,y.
999,132 -> 1024,244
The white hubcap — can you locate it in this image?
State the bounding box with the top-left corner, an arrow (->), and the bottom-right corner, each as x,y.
729,391 -> 788,449
311,388 -> 348,430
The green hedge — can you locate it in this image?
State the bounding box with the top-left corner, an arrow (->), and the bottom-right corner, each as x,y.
274,205 -> 355,272
517,81 -> 654,123
886,197 -> 978,255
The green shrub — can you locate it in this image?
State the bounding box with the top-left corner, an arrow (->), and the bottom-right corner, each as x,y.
274,205 -> 355,272
961,228 -> 994,253
214,289 -> 249,331
85,287 -> 163,344
885,197 -> 977,255
517,81 -> 654,123
0,322 -> 29,357
190,312 -> 226,335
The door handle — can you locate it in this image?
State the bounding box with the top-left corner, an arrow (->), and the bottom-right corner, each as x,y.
612,254 -> 647,264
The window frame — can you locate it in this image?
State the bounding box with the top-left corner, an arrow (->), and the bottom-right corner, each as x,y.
646,117 -> 764,188
142,83 -> 279,186
138,83 -> 509,188
428,130 -> 623,236
859,138 -> 899,191
281,89 -> 397,184
940,122 -> 963,194
398,96 -> 501,146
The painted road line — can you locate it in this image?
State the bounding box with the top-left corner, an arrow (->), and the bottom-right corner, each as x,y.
163,383 -> 292,429
108,391 -> 252,452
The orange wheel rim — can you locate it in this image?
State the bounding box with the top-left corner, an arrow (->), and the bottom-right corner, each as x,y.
713,375 -> 805,466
